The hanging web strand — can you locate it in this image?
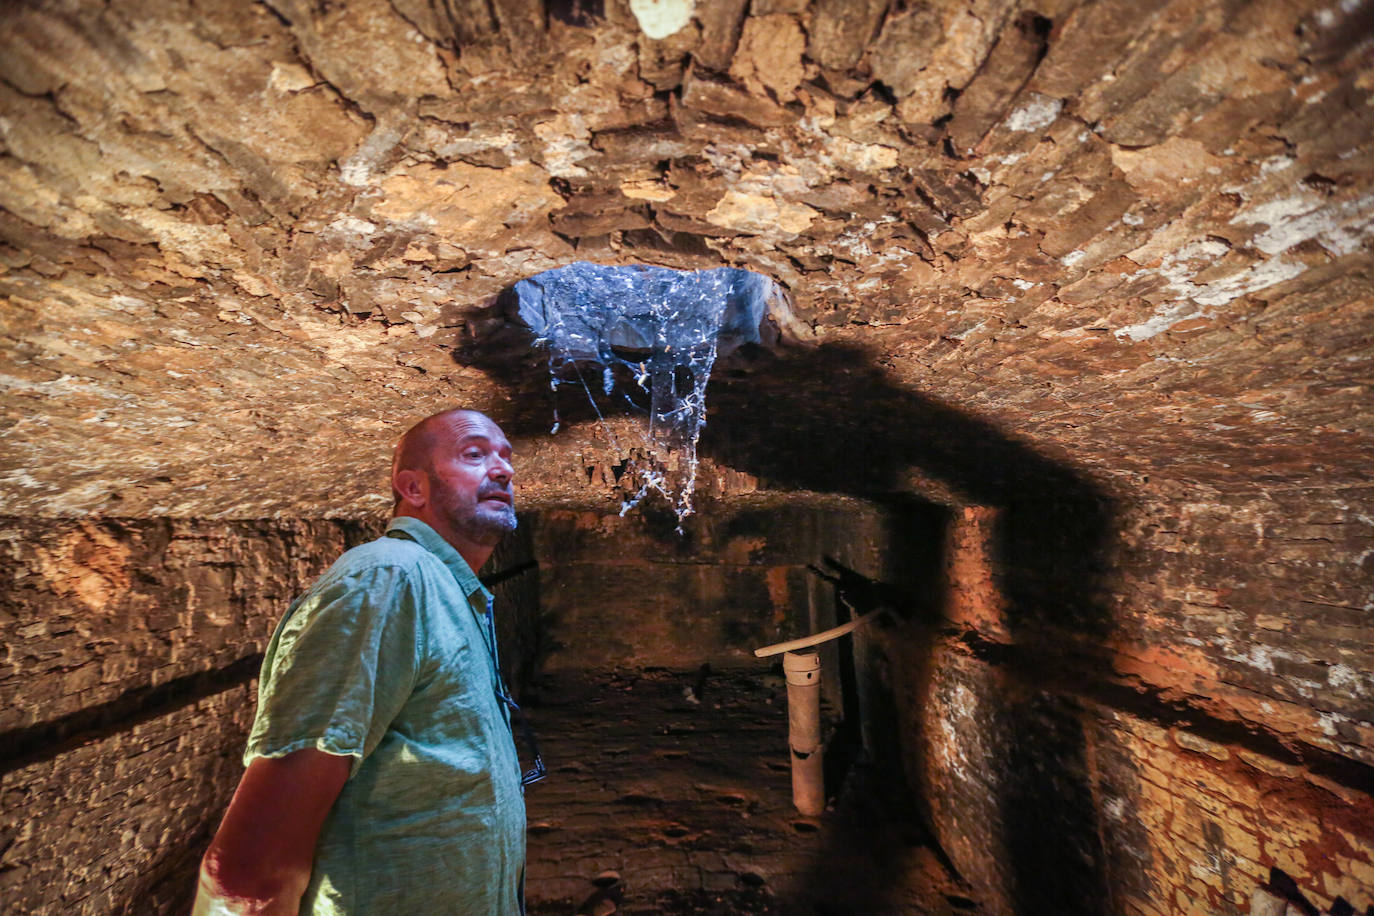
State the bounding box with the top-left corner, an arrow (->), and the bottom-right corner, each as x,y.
514,262 -> 773,529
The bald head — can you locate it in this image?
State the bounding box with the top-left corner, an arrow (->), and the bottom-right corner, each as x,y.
390,407 -> 517,567
391,408 -> 487,509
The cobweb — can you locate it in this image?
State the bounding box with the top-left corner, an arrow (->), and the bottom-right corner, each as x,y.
513,262 -> 776,527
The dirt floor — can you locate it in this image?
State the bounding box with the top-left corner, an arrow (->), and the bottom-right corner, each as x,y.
521,667 -> 980,915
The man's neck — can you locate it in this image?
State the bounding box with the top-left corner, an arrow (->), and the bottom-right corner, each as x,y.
395,509 -> 495,572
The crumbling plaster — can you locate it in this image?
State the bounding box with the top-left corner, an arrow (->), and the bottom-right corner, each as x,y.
0,0 -> 1370,521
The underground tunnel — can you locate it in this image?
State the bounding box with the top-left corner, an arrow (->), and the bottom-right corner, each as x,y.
1,0 -> 1372,913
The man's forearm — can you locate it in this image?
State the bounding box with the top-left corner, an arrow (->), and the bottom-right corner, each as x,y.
194,749 -> 351,916
191,854 -> 309,916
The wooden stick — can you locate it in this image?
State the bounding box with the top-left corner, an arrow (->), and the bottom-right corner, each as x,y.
753,607 -> 887,658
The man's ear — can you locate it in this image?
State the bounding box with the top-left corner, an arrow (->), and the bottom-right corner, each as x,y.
393,468 -> 428,509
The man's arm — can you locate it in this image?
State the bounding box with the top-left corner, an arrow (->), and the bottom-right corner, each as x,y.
192,748 -> 352,916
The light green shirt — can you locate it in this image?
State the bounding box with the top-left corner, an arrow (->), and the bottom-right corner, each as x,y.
245,517 -> 526,915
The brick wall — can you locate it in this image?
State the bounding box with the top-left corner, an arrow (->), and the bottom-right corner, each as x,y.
872,483 -> 1374,914
527,495 -> 944,676
1,686 -> 255,914
0,511 -> 548,914
1105,484 -> 1374,765
0,517 -> 381,736
6,477 -> 1370,913
0,517 -> 382,913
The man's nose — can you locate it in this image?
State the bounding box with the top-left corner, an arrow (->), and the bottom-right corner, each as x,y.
488,454 -> 513,482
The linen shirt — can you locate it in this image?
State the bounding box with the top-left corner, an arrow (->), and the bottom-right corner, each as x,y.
244,517 -> 526,915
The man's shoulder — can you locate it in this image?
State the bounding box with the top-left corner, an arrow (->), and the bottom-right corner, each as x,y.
325,530 -> 436,574
281,536 -> 446,626
317,533 -> 441,585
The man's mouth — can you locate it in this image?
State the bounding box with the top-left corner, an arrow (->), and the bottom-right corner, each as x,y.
480,490 -> 513,505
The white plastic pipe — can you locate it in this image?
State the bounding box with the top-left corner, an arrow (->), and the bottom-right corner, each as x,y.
783,651 -> 824,816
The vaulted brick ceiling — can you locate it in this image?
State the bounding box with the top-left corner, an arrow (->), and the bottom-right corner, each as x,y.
2,0 -> 1371,518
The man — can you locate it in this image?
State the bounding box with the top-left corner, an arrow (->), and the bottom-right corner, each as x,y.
194,408 -> 528,915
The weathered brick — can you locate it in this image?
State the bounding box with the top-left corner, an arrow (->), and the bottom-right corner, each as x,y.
1237,749 -> 1303,779
1172,729 -> 1231,761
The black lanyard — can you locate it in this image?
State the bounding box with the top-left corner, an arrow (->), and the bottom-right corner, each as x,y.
469,585 -> 547,789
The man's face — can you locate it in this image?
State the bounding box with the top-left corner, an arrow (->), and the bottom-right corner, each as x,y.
426,413 -> 517,544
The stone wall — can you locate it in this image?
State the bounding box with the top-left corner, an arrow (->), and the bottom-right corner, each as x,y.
528,494 -> 944,674
2,685 -> 255,915
902,647 -> 1374,916
512,481 -> 1374,912
4,474 -> 1371,913
1,0 -> 1370,911
1106,484 -> 1373,767
0,510 -> 552,914
0,517 -> 382,913
871,483 -> 1374,914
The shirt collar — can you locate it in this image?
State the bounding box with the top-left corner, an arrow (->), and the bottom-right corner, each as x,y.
385,517 -> 492,604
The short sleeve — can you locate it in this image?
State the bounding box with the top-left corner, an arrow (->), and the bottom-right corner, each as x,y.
244,564 -> 422,777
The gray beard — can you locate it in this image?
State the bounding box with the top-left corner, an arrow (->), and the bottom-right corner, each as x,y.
440,495 -> 517,544
471,502 -> 518,539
